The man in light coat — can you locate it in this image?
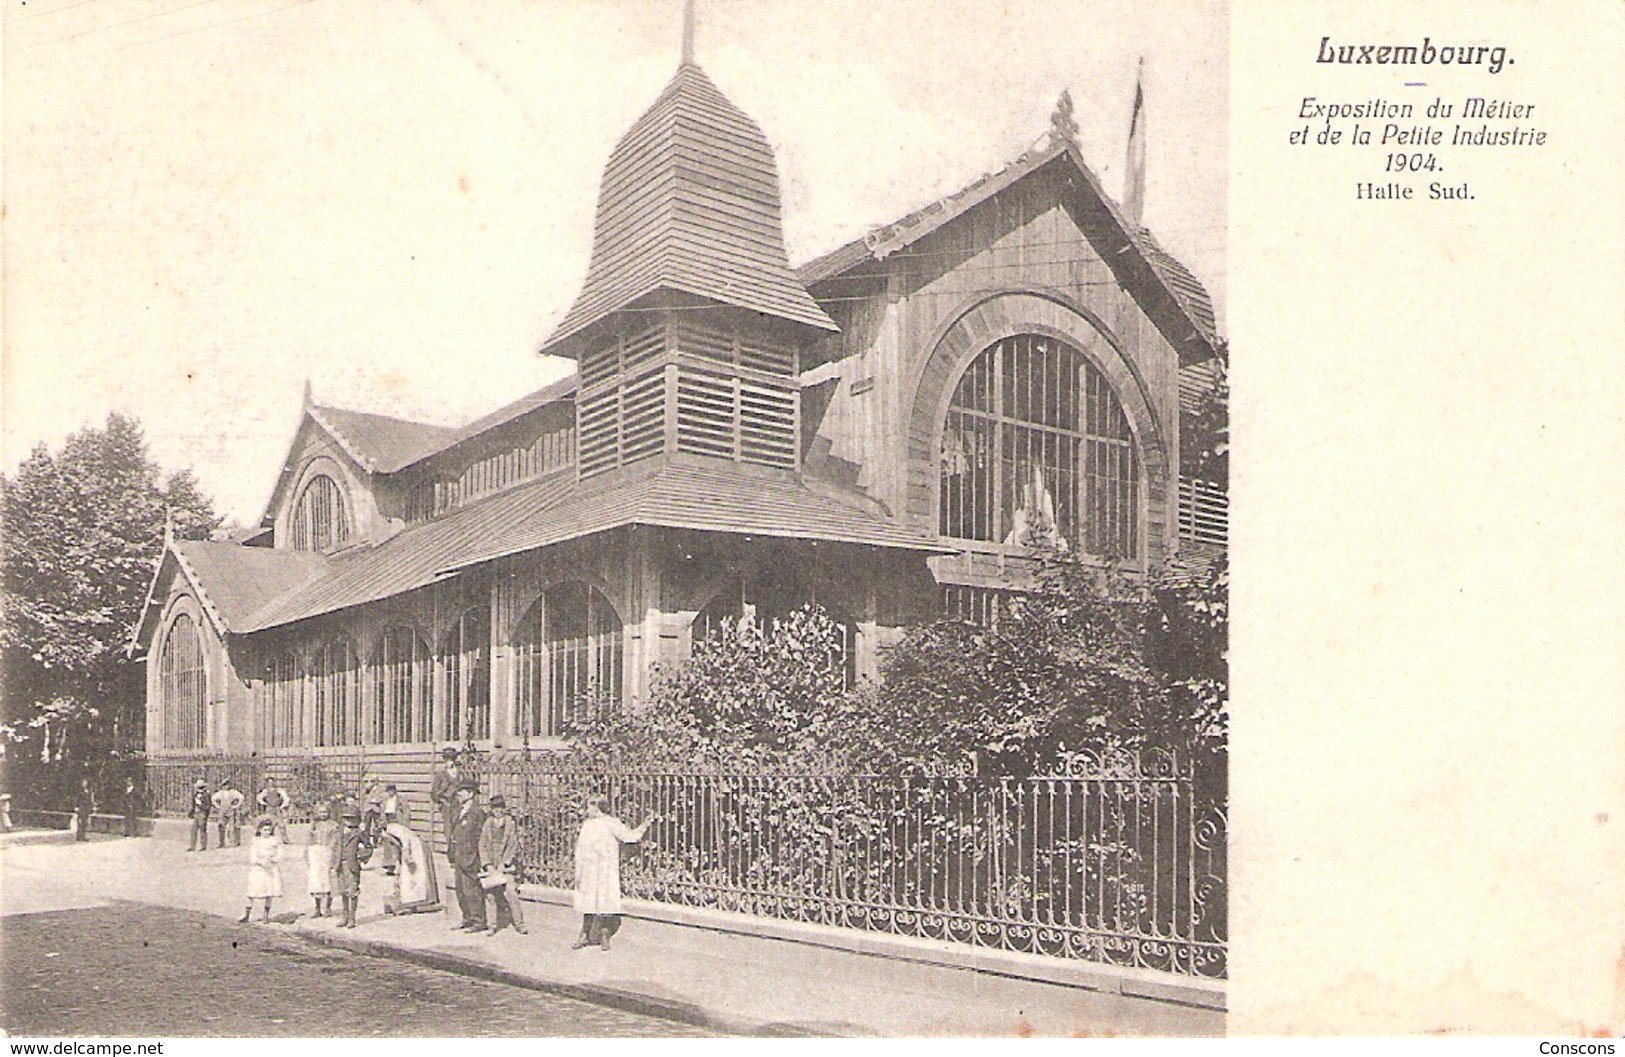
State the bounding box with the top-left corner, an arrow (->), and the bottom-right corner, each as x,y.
572,795 -> 652,951
212,777 -> 245,848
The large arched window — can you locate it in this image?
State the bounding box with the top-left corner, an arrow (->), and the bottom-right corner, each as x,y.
369,627 -> 430,745
513,583 -> 623,739
441,607 -> 490,743
939,333 -> 1139,557
312,640 -> 357,746
291,473 -> 350,552
159,614 -> 207,749
693,574 -> 858,687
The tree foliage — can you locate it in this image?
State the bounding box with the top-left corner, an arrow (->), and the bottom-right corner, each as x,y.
1183,341 -> 1229,487
877,549 -> 1227,775
566,606 -> 864,772
1,413 -> 221,805
567,550 -> 1227,781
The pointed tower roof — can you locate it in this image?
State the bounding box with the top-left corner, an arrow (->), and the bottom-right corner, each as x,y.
542,63 -> 837,356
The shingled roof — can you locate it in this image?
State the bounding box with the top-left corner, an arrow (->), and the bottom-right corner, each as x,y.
542,63 -> 836,355
796,134 -> 1221,364
219,459 -> 946,634
131,539 -> 330,651
309,405 -> 457,474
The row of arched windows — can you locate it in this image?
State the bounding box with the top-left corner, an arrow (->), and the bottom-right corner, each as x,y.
256,586 -> 623,748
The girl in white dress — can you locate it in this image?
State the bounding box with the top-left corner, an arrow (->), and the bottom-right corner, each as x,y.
240,818 -> 283,923
305,804 -> 339,918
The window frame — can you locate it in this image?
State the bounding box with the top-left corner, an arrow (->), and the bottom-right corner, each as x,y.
938,332 -> 1142,559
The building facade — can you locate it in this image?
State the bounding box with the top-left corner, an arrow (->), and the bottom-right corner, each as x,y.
133,58 -> 1225,785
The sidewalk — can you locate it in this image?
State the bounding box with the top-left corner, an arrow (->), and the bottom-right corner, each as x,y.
0,824 -> 1224,1037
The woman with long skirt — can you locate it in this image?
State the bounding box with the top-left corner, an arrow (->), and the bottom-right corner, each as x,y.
381,820 -> 441,915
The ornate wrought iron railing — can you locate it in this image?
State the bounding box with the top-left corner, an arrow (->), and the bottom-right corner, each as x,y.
144,750 -> 370,823
477,749 -> 1226,979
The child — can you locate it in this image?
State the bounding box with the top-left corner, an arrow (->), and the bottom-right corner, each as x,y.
478,794 -> 527,935
240,819 -> 283,924
334,809 -> 373,928
306,803 -> 339,918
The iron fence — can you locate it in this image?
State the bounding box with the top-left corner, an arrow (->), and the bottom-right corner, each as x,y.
477,749 -> 1226,979
143,750 -> 370,824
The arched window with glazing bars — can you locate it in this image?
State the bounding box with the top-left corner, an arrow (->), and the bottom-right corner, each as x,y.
159,614 -> 207,749
264,652 -> 304,748
939,333 -> 1139,558
291,473 -> 350,552
441,608 -> 490,743
312,640 -> 357,747
512,583 -> 623,739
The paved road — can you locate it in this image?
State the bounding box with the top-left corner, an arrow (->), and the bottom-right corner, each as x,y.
1,902 -> 717,1038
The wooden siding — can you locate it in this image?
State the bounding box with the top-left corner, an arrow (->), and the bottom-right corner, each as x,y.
803,166 -> 1183,564
577,313 -> 802,479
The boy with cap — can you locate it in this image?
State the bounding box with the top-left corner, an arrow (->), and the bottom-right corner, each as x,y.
478,794 -> 527,935
333,808 -> 373,928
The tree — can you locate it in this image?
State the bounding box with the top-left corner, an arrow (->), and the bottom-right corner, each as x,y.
1,413 -> 221,808
566,606 -> 861,772
876,547 -> 1228,777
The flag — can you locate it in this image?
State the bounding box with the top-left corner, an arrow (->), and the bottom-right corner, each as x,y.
1123,62 -> 1147,227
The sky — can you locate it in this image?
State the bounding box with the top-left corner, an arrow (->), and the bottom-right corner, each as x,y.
4,0 -> 1226,525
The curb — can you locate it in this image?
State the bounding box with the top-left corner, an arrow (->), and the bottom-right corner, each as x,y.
287,921 -> 831,1037
517,884 -> 1227,1013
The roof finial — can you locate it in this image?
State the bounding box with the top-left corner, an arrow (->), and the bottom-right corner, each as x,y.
681,0 -> 696,65
302,376 -> 314,410
1050,89 -> 1078,144
163,505 -> 175,546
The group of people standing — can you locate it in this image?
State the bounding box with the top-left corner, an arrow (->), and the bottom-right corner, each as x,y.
203,746 -> 655,950
186,774 -> 289,852
233,778 -> 440,929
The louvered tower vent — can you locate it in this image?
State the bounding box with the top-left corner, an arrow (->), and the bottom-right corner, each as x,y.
541,63 -> 837,480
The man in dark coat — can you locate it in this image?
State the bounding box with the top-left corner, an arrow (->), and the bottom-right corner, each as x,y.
445,782 -> 487,932
428,747 -> 460,853
186,778 -> 211,852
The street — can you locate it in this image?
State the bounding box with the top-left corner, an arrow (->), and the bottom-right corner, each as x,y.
0,827 -> 1222,1036
1,900 -> 715,1037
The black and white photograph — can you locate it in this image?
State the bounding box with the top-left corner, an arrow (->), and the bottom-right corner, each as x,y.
9,0 -> 1623,1045
1,0 -> 1228,1038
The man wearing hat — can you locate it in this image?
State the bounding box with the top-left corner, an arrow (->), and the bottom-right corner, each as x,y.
445,781 -> 487,932
186,778 -> 212,852
212,777 -> 245,849
428,746 -> 461,853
